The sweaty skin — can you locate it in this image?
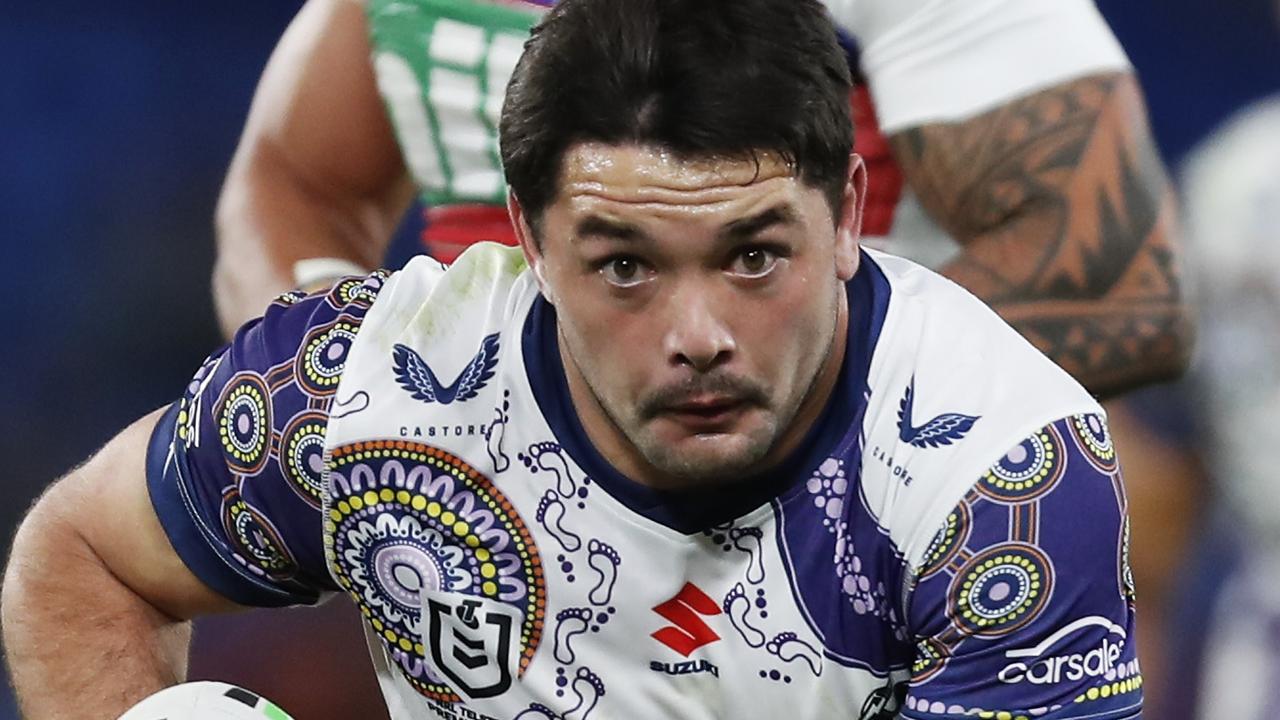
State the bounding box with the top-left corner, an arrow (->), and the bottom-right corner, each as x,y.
511,144 -> 865,492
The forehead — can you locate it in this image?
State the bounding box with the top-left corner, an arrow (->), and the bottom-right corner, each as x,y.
555,143 -> 806,213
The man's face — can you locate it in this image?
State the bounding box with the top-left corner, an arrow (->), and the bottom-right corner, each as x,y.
515,143 -> 862,490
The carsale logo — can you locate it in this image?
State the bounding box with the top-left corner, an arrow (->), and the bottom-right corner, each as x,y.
997,616 -> 1126,685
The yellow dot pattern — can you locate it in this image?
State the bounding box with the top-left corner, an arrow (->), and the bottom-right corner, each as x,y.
921,504 -> 969,578
1070,413 -> 1118,471
226,498 -> 294,576
322,439 -> 545,702
217,377 -> 270,472
1073,674 -> 1143,705
977,429 -> 1063,502
952,544 -> 1051,636
296,322 -> 358,395
283,416 -> 327,504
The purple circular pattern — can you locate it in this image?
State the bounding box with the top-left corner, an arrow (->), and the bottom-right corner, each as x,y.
948,543 -> 1053,638
1119,516 -> 1136,604
215,372 -> 272,475
372,542 -> 447,610
295,321 -> 358,396
1068,412 -> 1118,473
911,637 -> 949,685
976,425 -> 1065,503
280,411 -> 328,509
327,273 -> 385,310
221,488 -> 298,581
919,501 -> 973,579
325,440 -> 545,703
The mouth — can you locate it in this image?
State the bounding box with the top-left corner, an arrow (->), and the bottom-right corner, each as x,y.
662,396 -> 748,432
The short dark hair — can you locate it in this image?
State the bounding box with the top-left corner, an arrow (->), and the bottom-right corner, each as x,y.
499,0 -> 853,233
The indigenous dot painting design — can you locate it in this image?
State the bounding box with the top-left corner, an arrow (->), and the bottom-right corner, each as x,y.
296,320 -> 359,396
216,372 -> 272,475
919,501 -> 972,579
177,354 -> 223,448
271,289 -> 308,308
221,486 -> 299,582
1119,516 -> 1136,604
280,411 -> 329,508
911,637 -> 949,684
975,424 -> 1064,503
947,543 -> 1053,638
1067,412 -> 1117,473
327,270 -> 388,310
325,440 -> 545,703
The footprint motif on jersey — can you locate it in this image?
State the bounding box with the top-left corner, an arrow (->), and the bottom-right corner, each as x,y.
564,666 -> 606,720
586,539 -> 621,606
553,607 -> 593,665
730,526 -> 766,585
528,441 -> 579,498
724,582 -> 767,648
512,703 -> 560,720
486,395 -> 511,473
766,631 -> 823,677
537,489 -> 581,552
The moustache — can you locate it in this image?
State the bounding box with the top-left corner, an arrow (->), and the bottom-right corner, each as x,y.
637,373 -> 770,420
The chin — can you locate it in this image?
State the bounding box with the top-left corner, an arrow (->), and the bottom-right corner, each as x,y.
642,433 -> 772,487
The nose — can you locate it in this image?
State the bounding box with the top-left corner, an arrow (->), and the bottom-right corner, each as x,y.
662,283 -> 736,372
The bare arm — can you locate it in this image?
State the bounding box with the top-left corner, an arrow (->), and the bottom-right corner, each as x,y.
2,409 -> 241,718
890,72 -> 1193,398
214,0 -> 414,336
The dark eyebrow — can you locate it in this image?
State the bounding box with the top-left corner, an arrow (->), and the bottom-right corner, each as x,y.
719,204 -> 799,240
574,215 -> 646,243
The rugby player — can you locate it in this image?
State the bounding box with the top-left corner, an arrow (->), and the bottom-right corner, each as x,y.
4,1 -> 1141,718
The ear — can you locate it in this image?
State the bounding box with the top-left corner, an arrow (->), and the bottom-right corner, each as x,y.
834,153 -> 867,281
507,191 -> 554,302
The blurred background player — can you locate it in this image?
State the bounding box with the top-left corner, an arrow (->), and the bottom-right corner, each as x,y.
1170,85 -> 1280,720
213,0 -> 1192,401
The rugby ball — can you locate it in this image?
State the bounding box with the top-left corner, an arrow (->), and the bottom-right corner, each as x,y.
117,681 -> 294,720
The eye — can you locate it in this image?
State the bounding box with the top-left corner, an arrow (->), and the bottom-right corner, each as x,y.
728,247 -> 780,279
599,256 -> 651,288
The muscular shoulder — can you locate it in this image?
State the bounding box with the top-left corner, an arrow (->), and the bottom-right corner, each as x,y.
856,251 -> 1101,567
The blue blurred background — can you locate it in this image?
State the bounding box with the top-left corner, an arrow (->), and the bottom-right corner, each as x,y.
1,1 -> 1277,718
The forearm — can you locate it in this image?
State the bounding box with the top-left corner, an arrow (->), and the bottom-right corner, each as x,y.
2,500 -> 191,718
941,190 -> 1190,397
892,72 -> 1193,398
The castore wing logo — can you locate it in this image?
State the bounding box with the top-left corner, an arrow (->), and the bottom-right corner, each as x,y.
897,376 -> 980,448
392,333 -> 500,405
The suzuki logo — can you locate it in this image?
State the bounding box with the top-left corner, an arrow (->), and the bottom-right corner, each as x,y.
651,582 -> 722,657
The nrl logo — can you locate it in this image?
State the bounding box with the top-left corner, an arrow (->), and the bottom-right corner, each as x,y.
423,593 -> 522,701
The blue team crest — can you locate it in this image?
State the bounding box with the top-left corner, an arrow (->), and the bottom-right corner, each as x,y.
897,377 -> 979,448
392,333 -> 500,405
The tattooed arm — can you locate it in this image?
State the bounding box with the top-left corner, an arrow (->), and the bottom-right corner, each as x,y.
890,73 -> 1193,398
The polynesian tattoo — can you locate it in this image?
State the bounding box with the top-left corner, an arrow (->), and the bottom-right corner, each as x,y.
890,73 -> 1192,398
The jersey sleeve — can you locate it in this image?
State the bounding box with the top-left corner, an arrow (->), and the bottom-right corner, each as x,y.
900,415 -> 1141,719
145,273 -> 387,607
823,0 -> 1130,133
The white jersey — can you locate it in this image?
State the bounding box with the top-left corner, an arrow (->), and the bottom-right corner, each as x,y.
149,245 -> 1142,719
